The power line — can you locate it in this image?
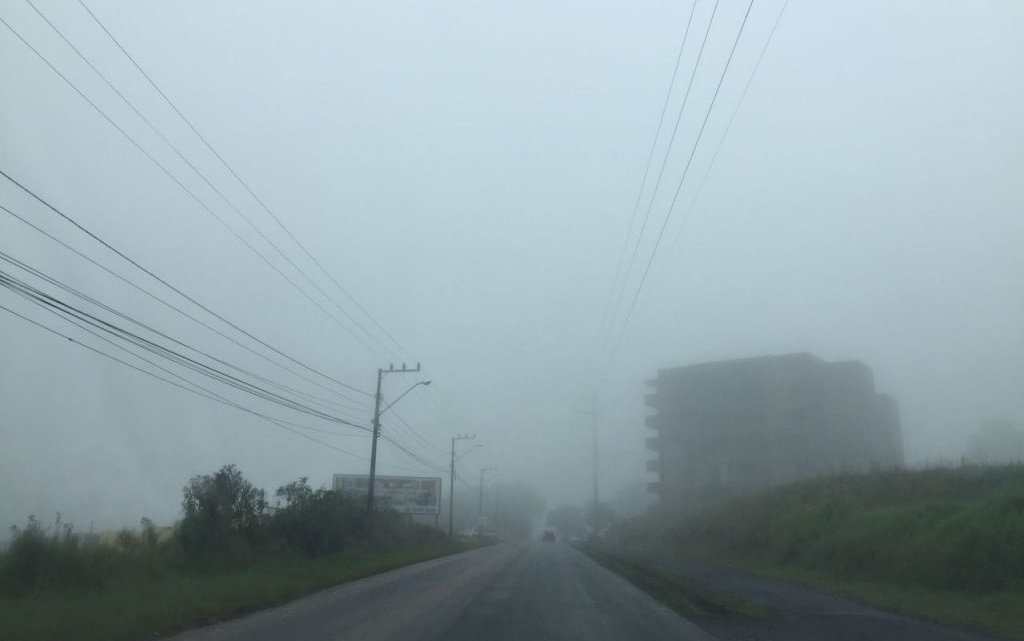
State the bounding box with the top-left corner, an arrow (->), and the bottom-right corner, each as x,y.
0,249 -> 364,420
0,201 -> 368,413
380,435 -> 447,474
603,0 -> 721,352
0,272 -> 364,430
0,170 -> 371,399
599,0 -> 699,342
0,269 -> 371,429
26,0 -> 394,359
1,10 -> 386,358
662,0 -> 789,266
606,0 -> 756,370
390,408 -> 448,458
74,0 -> 411,361
0,302 -> 368,460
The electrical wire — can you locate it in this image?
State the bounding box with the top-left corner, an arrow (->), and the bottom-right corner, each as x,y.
1,11 -> 386,359
0,302 -> 368,460
390,408 -> 448,458
662,0 -> 789,266
381,435 -> 447,474
606,0 -> 756,370
603,0 -> 721,351
74,0 -> 411,361
0,249 -> 364,420
0,202 -> 368,414
599,0 -> 699,341
0,270 -> 371,429
0,172 -> 371,399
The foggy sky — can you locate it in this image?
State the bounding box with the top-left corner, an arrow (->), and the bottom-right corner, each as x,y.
2,0 -> 1022,533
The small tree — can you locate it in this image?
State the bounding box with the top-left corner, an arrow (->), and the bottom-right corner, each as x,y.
269,478 -> 365,555
178,465 -> 267,563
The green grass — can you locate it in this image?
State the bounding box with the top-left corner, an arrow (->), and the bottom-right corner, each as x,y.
0,542 -> 463,641
613,464 -> 1024,638
582,546 -> 771,622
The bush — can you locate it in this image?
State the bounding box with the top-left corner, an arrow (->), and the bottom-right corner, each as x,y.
177,464 -> 268,566
0,516 -> 101,594
268,478 -> 367,555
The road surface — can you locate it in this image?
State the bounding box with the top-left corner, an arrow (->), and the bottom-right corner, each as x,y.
609,547 -> 1010,641
167,542 -> 715,641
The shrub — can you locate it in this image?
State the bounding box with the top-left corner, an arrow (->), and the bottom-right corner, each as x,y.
177,464 -> 268,566
0,515 -> 102,594
268,478 -> 367,555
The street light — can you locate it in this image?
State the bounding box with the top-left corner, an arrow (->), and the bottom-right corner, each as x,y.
380,380 -> 431,416
367,363 -> 428,514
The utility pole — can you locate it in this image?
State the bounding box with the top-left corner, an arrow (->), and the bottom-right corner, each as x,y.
449,433 -> 476,538
592,395 -> 599,518
367,362 -> 422,513
581,395 -> 599,527
479,466 -> 497,523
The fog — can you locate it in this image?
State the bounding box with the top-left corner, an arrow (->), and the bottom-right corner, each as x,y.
1,0 -> 1022,534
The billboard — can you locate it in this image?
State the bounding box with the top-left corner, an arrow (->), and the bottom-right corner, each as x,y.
333,474 -> 442,515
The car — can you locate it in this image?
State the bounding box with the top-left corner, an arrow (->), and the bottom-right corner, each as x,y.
542,529 -> 556,542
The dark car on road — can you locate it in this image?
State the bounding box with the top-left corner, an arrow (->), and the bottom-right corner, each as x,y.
542,529 -> 556,542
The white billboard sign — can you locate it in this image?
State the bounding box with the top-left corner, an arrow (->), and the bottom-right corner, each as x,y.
333,474 -> 442,515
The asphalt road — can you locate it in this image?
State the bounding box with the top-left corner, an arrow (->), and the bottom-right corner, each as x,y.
609,547 -> 1011,641
166,542 -> 715,641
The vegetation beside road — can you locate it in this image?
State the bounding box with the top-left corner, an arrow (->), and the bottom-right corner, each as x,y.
611,464 -> 1024,638
0,465 -> 461,641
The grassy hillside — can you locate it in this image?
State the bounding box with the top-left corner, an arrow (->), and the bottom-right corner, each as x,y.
612,464 -> 1024,636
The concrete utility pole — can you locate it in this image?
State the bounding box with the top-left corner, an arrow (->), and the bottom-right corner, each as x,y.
449,433 -> 476,538
592,395 -> 599,518
478,466 -> 498,523
367,363 -> 425,513
582,395 -> 599,526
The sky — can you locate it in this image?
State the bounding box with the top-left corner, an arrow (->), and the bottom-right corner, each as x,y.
1,0 -> 1022,533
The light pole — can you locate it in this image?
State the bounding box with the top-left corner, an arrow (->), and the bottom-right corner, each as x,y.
367,363 -> 430,513
448,434 -> 477,538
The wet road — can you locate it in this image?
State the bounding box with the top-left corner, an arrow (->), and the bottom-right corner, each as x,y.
166,542 -> 714,641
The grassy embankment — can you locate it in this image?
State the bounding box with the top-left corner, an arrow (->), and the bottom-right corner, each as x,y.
612,464 -> 1024,638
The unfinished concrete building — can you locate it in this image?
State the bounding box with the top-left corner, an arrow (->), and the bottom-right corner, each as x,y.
645,353 -> 903,512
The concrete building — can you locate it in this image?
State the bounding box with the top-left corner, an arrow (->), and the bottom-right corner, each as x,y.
644,353 -> 903,512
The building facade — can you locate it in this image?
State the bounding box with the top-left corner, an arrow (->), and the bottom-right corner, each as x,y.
645,353 -> 903,512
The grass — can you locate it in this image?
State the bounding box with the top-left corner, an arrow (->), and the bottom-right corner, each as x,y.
0,542 -> 463,641
582,546 -> 771,622
612,463 -> 1024,638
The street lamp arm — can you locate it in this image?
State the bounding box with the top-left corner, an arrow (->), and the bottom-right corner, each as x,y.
379,380 -> 431,416
455,443 -> 482,463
